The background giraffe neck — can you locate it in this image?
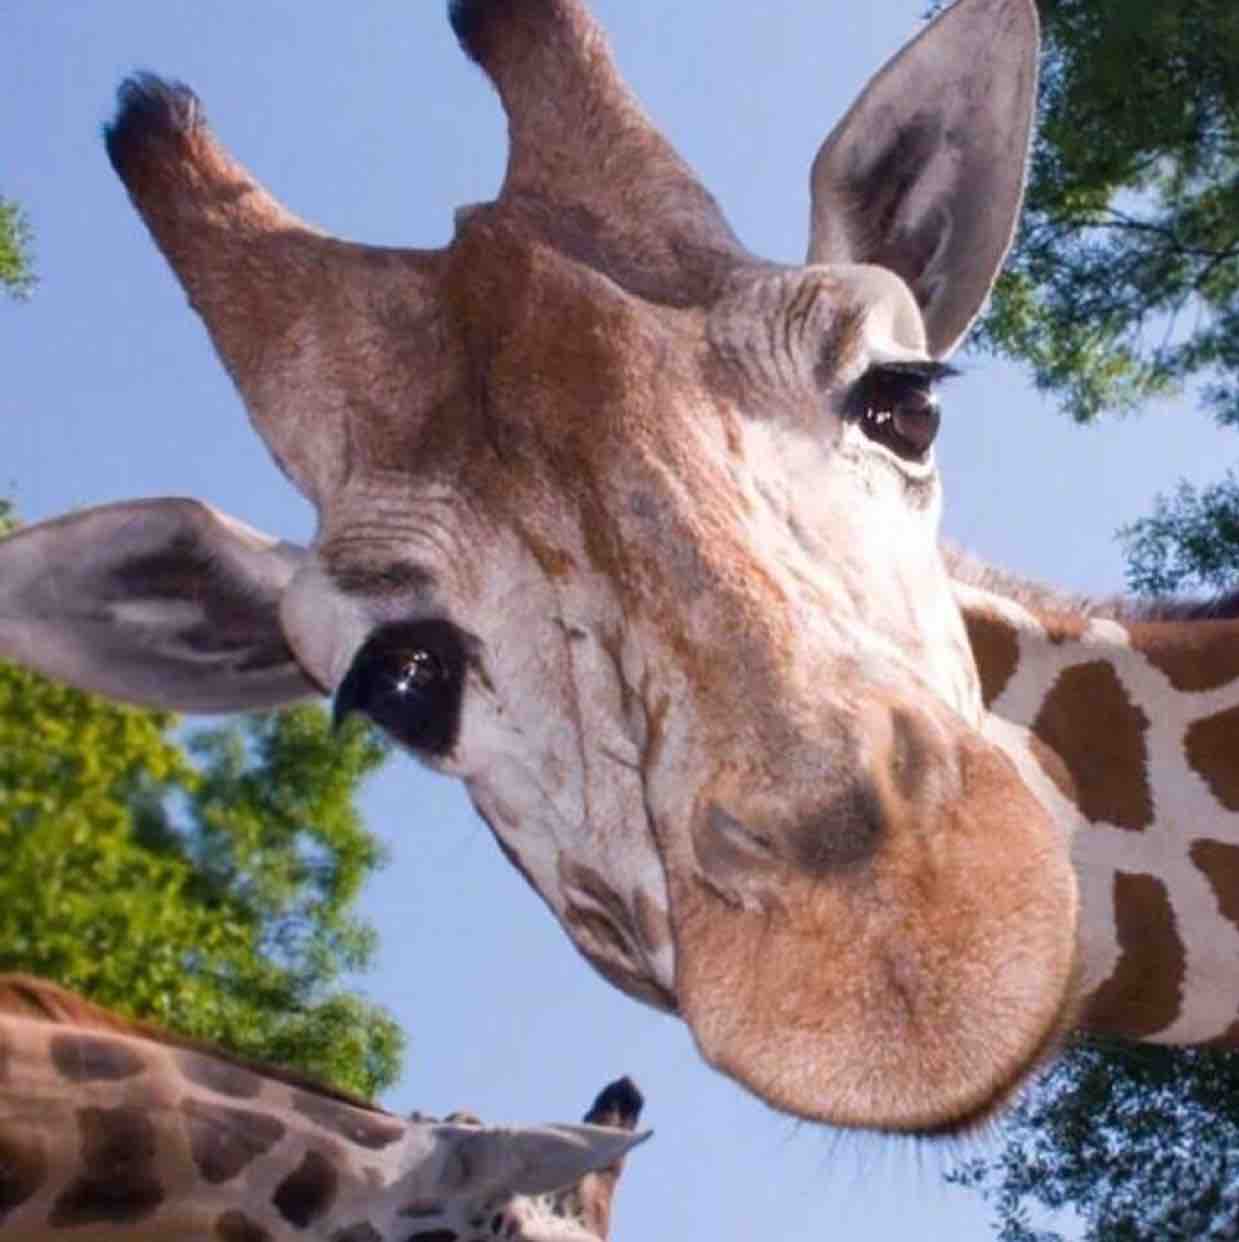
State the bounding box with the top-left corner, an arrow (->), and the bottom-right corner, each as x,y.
0,980 -> 643,1241
950,556 -> 1239,1048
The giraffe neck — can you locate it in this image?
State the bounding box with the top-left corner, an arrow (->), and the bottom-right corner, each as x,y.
952,561 -> 1239,1046
0,979 -> 643,1242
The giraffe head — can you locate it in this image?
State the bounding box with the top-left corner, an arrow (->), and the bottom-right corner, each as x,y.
0,0 -> 1077,1131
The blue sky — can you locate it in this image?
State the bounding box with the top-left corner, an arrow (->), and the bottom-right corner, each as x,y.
4,3 -> 1234,1239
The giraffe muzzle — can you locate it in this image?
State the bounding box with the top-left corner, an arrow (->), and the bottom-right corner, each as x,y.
665,699 -> 1080,1132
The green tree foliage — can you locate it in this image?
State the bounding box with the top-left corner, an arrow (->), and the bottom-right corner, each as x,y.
0,197 -> 35,300
951,1040 -> 1239,1241
921,0 -> 1239,597
971,0 -> 1239,427
0,612 -> 402,1097
1121,470 -> 1239,595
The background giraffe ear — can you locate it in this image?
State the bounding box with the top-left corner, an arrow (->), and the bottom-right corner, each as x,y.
434,1122 -> 649,1199
807,0 -> 1039,357
0,499 -> 318,712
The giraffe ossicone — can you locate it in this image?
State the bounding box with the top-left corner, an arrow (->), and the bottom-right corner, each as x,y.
0,0 -> 1236,1134
0,975 -> 646,1242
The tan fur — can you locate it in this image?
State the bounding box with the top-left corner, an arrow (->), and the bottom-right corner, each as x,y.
0,977 -> 643,1241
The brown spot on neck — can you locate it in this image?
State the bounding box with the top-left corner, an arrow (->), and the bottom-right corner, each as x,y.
50,1106 -> 164,1226
272,1149 -> 338,1229
183,1098 -> 286,1184
1031,661 -> 1154,830
960,607 -> 1019,707
1190,839 -> 1239,929
1129,617 -> 1239,692
1185,707 -> 1239,811
50,1031 -> 144,1083
1083,872 -> 1184,1038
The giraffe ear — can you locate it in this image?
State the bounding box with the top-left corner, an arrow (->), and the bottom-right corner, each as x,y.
807,0 -> 1039,357
0,498 -> 318,712
434,1122 -> 649,1199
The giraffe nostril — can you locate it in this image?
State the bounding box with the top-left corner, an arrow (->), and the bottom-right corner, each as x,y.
696,784 -> 884,891
786,780 -> 884,873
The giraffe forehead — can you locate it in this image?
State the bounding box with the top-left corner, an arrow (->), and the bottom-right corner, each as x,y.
310,232 -> 942,648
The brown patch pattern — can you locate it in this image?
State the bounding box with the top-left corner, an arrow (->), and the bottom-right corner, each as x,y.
1083,872 -> 1185,1038
0,1023 -> 10,1085
1185,707 -> 1239,812
50,1106 -> 164,1226
1031,661 -> 1154,830
291,1089 -> 403,1150
216,1210 -> 274,1242
272,1149 -> 338,1228
49,1031 -> 144,1082
1190,839 -> 1239,927
1130,619 -> 1239,692
183,1097 -> 287,1184
177,1049 -> 265,1100
961,608 -> 1019,707
0,1131 -> 47,1222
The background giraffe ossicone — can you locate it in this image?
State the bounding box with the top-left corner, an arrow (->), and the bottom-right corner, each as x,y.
0,975 -> 646,1242
0,0 -> 1235,1135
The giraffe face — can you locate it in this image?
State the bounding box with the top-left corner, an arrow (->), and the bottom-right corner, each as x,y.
0,0 -> 1080,1131
279,241 -> 1078,1131
281,249 -> 981,992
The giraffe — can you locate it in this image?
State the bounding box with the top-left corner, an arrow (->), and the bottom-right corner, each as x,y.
0,975 -> 646,1242
0,0 -> 1235,1136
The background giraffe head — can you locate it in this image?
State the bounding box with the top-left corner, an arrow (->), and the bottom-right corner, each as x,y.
0,0 -> 1078,1132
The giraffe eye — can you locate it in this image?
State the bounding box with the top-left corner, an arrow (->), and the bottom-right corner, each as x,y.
333,619 -> 468,756
847,362 -> 956,461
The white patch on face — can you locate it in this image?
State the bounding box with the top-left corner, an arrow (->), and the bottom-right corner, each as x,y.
731,413 -> 977,719
280,564 -> 377,691
441,529 -> 678,1000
